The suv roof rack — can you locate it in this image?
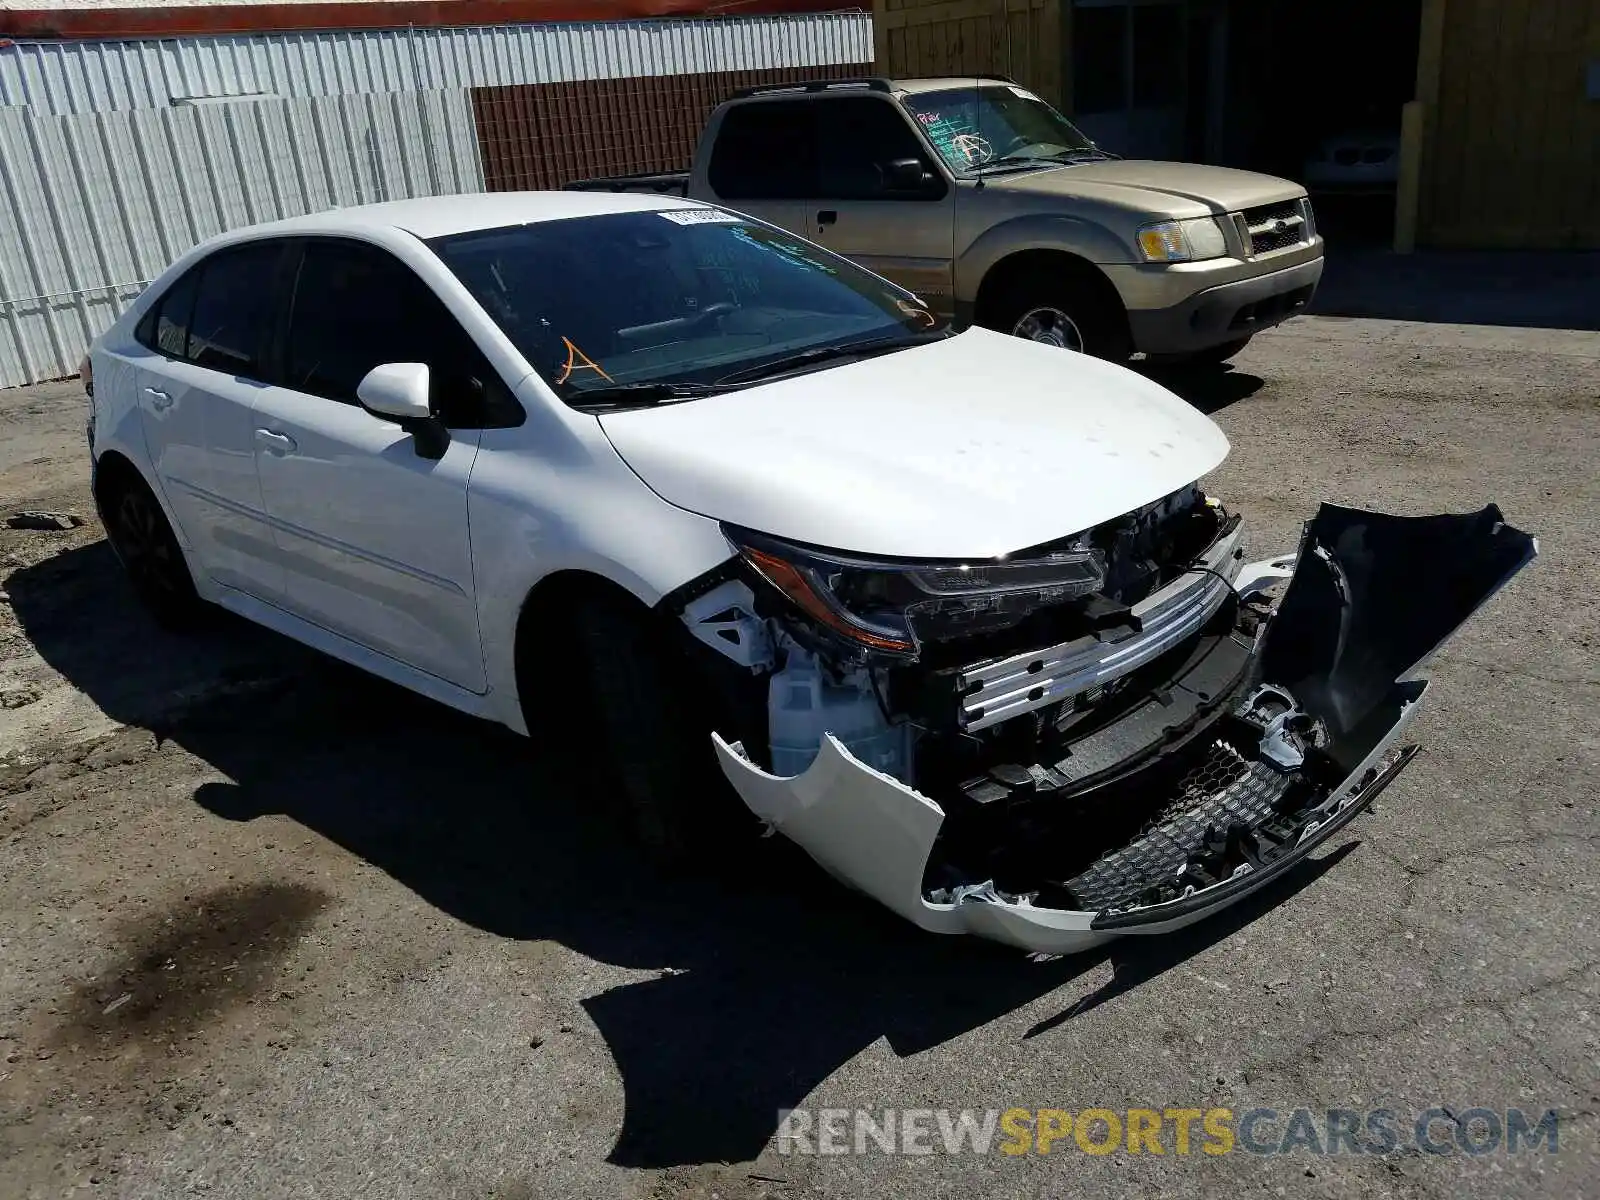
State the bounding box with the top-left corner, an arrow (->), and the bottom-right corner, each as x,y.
731,77 -> 894,99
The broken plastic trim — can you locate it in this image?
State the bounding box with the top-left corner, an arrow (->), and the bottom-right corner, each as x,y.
711,505 -> 1536,954
956,516 -> 1244,731
1258,502 -> 1537,762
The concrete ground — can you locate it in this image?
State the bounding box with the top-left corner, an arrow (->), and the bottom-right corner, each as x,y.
0,313 -> 1596,1199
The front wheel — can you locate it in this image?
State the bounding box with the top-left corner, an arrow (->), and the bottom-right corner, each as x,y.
572,593 -> 754,865
987,273 -> 1133,362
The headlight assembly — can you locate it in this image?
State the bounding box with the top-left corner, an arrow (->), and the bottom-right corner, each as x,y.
726,526 -> 1108,656
1136,217 -> 1229,263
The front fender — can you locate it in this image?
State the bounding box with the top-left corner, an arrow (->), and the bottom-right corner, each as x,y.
956,213 -> 1132,302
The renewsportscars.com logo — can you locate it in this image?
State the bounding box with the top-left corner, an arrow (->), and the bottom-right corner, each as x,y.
775,1106 -> 1562,1157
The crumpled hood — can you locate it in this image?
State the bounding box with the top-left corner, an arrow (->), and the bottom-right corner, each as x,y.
597,328 -> 1229,559
995,159 -> 1305,216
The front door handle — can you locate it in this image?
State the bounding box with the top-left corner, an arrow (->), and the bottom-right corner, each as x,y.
143,387 -> 173,412
816,210 -> 838,227
254,428 -> 298,455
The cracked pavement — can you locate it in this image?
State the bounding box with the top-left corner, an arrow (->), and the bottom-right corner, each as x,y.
0,313 -> 1596,1199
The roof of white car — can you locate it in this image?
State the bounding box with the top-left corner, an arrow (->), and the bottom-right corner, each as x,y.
232,190 -> 707,242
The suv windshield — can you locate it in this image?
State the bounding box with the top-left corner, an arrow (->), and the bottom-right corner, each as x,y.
427,210 -> 948,408
904,85 -> 1105,174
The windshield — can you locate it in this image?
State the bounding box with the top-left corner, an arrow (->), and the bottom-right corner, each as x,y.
904,85 -> 1104,174
427,210 -> 948,407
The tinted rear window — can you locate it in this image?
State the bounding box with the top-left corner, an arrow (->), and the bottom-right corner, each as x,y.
183,243 -> 283,378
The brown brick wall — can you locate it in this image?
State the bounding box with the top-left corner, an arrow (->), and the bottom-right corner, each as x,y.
470,64 -> 871,190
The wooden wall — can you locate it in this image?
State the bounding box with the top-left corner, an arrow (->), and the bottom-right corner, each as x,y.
1421,0 -> 1600,249
873,0 -> 1065,111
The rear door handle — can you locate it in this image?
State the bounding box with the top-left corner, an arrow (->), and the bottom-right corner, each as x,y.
816,210 -> 838,227
254,428 -> 298,455
143,387 -> 173,412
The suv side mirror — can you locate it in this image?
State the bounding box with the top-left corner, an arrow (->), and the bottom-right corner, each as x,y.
883,157 -> 933,194
356,362 -> 451,460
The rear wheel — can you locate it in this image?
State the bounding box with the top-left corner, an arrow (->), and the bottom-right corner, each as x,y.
986,271 -> 1133,362
102,471 -> 203,629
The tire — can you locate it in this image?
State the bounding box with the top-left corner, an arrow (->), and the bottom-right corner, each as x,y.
1180,335 -> 1252,366
101,470 -> 204,630
571,592 -> 752,865
985,270 -> 1133,362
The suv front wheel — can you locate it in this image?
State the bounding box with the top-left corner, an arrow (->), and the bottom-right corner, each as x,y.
988,272 -> 1132,362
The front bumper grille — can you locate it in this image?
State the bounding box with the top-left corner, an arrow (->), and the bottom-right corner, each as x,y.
1236,199 -> 1309,255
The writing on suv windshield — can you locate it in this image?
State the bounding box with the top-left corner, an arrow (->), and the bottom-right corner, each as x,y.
427,210 -> 949,409
906,86 -> 1106,174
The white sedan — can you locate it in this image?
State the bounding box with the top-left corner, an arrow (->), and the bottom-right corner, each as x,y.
84,192 -> 1534,954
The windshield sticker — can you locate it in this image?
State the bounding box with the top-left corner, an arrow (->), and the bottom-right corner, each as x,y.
658,208 -> 742,225
1007,85 -> 1038,101
915,110 -> 993,167
556,337 -> 613,386
728,227 -> 839,275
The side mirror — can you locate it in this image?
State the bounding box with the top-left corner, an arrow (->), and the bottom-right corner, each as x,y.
355,362 -> 450,460
883,157 -> 932,193
356,362 -> 432,421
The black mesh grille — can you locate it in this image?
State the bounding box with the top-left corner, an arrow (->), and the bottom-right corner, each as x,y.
1061,739 -> 1296,913
1242,200 -> 1307,255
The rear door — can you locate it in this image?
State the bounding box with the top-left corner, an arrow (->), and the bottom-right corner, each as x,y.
807,96 -> 956,317
700,99 -> 813,233
250,238 -> 490,693
132,240 -> 290,601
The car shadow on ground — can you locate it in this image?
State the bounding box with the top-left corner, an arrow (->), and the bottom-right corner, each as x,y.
8,540 -> 1351,1168
1141,363 -> 1265,415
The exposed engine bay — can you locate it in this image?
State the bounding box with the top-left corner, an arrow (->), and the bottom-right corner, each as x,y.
670,491 -> 1536,953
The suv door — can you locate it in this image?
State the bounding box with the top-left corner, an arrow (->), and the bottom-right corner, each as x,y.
250,238 -> 495,693
132,240 -> 290,601
702,99 -> 814,233
806,96 -> 956,317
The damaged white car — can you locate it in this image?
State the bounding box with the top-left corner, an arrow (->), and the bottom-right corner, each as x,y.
86,193 -> 1536,955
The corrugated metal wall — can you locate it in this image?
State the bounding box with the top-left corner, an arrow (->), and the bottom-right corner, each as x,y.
1422,0 -> 1600,249
0,13 -> 873,114
473,62 -> 871,190
0,11 -> 876,388
0,90 -> 483,388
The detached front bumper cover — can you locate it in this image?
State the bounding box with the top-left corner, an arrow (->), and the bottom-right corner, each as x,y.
712,504 -> 1537,955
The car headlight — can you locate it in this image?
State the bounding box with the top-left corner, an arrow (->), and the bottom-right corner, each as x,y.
726,526 -> 1108,656
1136,217 -> 1229,263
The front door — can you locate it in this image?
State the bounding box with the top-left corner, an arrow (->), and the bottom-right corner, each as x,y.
132,240 -> 288,601
805,94 -> 956,317
251,238 -> 487,693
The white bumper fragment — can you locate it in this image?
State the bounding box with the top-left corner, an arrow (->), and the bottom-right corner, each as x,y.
713,674 -> 1424,955
708,496 -> 1539,954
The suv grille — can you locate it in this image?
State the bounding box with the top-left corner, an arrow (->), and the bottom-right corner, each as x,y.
1236,200 -> 1308,255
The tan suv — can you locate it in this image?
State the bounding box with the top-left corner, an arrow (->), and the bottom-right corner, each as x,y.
576,76 -> 1325,364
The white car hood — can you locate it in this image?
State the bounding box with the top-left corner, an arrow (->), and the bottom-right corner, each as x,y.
597,328 -> 1229,559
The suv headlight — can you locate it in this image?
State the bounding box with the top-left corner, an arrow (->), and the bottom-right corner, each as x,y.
726,526 -> 1107,656
1136,217 -> 1229,263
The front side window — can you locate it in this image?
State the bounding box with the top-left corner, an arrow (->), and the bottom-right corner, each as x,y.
428,209 -> 948,408
904,86 -> 1106,174
283,240 -> 517,427
816,97 -> 943,200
